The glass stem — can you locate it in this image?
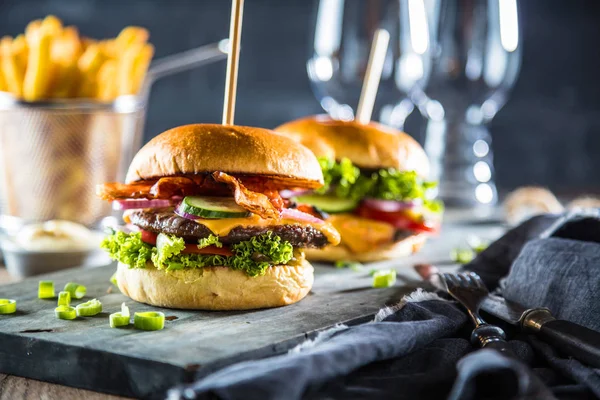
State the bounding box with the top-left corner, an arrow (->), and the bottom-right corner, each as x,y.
424,117 -> 497,208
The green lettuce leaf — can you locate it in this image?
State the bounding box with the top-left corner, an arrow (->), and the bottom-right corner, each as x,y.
318,156 -> 360,195
151,234 -> 186,268
317,156 -> 443,214
198,234 -> 223,248
102,231 -> 294,277
229,232 -> 294,275
100,231 -> 154,269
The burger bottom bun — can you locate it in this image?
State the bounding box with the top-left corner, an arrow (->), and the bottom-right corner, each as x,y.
116,260 -> 314,310
304,234 -> 427,263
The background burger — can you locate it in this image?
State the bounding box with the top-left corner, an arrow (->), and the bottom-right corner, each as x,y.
274,115 -> 443,263
98,124 -> 340,310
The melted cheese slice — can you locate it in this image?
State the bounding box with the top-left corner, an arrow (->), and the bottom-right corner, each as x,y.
194,214 -> 340,245
327,214 -> 394,253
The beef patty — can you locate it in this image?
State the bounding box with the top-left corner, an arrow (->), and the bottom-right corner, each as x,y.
129,209 -> 330,248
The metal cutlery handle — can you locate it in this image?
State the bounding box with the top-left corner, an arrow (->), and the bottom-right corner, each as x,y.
522,309 -> 600,368
472,324 -> 517,358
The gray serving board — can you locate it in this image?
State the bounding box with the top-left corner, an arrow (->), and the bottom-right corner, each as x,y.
0,215 -> 504,399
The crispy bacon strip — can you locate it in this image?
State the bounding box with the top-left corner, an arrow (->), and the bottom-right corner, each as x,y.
212,172 -> 280,220
96,176 -> 228,200
97,181 -> 156,200
149,176 -> 213,198
97,173 -> 285,218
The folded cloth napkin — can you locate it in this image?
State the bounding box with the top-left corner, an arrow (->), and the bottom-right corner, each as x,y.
168,211 -> 600,400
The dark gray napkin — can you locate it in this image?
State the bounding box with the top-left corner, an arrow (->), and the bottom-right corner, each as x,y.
168,212 -> 600,400
501,211 -> 600,332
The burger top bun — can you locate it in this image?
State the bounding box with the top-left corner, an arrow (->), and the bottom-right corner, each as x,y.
503,186 -> 564,226
275,115 -> 430,178
126,124 -> 324,189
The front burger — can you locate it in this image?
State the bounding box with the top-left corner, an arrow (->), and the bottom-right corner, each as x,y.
97,124 -> 340,310
275,115 -> 443,263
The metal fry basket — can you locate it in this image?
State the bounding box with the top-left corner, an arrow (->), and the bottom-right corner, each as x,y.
0,94 -> 146,232
0,41 -> 227,234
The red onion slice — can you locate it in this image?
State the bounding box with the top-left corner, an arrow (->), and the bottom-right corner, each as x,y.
280,208 -> 324,224
174,207 -> 202,221
362,198 -> 418,212
113,199 -> 172,210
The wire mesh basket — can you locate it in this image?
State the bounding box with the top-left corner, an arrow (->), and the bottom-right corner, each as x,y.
0,41 -> 227,234
0,94 -> 145,232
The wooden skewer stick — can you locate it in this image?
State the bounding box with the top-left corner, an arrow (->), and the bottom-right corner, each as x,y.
355,29 -> 390,125
222,0 -> 244,125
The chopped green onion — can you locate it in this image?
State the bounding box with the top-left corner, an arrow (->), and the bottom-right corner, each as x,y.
0,299 -> 16,314
450,248 -> 475,264
472,242 -> 489,254
110,271 -> 118,286
64,282 -> 86,299
134,311 -> 165,331
38,281 -> 55,299
109,303 -> 130,328
372,270 -> 397,288
466,236 -> 490,254
369,269 -> 378,276
57,291 -> 71,307
55,305 -> 77,320
335,260 -> 364,271
75,299 -> 102,317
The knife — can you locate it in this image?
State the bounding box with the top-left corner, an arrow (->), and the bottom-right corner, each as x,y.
481,294 -> 600,368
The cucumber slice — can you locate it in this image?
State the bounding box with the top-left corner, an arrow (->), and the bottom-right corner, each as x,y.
295,194 -> 359,213
180,196 -> 251,219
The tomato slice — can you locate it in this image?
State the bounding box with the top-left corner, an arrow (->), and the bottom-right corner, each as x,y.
140,230 -> 158,246
355,205 -> 439,234
182,245 -> 233,257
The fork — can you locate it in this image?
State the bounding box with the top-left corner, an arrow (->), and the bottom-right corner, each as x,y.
439,272 -> 515,356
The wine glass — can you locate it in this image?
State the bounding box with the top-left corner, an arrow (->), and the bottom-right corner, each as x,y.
307,0 -> 434,129
421,0 -> 522,209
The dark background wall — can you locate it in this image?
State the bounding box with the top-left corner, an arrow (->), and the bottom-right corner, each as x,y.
1,0 -> 599,193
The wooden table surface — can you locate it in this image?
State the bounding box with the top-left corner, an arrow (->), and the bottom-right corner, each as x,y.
0,210 -> 505,400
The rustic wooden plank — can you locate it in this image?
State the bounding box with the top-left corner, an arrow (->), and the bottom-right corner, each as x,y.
0,373 -> 130,400
0,220 -> 504,399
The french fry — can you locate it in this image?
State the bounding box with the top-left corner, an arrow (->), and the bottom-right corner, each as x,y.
0,37 -> 24,97
24,19 -> 41,45
131,43 -> 154,95
4,17 -> 153,100
0,61 -> 6,92
98,39 -> 117,59
12,35 -> 28,72
115,26 -> 149,53
22,27 -> 52,101
77,44 -> 106,98
117,42 -> 154,96
40,15 -> 63,37
81,37 -> 95,51
96,59 -> 117,101
50,26 -> 82,97
116,43 -> 138,96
